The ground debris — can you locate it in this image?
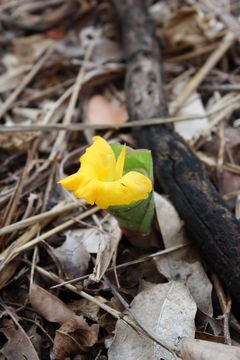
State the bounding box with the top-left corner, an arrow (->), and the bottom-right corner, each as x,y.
1,0 -> 240,358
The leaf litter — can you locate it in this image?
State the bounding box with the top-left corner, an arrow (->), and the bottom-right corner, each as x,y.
1,0 -> 240,359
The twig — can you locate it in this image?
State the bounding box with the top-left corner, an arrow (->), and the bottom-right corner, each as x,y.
223,296 -> 232,345
13,78 -> 74,106
0,44 -> 54,119
196,151 -> 240,175
0,201 -> 82,236
1,93 -> 240,133
49,36 -> 97,159
20,316 -> 54,344
172,31 -> 235,115
51,242 -> 189,289
30,246 -> 38,288
211,273 -> 232,345
200,84 -> 240,92
166,42 -> 219,63
0,207 -> 99,270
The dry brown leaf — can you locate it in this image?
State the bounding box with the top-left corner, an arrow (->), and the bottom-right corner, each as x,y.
87,95 -> 128,125
0,319 -> 40,360
12,35 -> 52,65
30,283 -> 75,324
69,296 -> 106,322
221,171 -> 240,195
0,260 -> 20,290
163,6 -> 224,51
53,317 -> 99,359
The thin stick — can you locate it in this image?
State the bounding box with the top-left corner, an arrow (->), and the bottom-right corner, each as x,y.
0,207 -> 99,268
0,201 -> 82,236
223,296 -> 232,345
212,273 -> 232,345
200,84 -> 240,92
1,93 -> 240,133
212,273 -> 227,313
13,78 -> 74,106
50,38 -> 97,159
0,45 -> 54,119
172,31 -> 235,115
51,243 -> 189,289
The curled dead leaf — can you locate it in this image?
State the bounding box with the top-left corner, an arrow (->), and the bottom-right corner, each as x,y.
52,234 -> 91,279
30,283 -> 75,324
0,319 -> 39,360
53,317 -> 99,359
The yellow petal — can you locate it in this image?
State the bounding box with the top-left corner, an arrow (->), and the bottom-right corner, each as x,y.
58,136 -> 117,193
114,144 -> 126,180
80,136 -> 116,181
57,172 -> 82,191
74,171 -> 152,209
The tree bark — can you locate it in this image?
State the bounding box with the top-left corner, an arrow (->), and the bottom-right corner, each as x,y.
112,0 -> 240,318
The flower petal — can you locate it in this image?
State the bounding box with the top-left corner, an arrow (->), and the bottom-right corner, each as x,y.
57,172 -> 82,191
74,171 -> 152,209
80,136 -> 116,181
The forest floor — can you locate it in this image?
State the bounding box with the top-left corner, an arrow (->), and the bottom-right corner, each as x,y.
1,0 -> 240,359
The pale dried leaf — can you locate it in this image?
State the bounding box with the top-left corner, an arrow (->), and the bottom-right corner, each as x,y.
154,193 -> 213,315
53,234 -> 91,278
154,192 -> 186,248
64,217 -> 121,282
179,337 -> 240,360
109,320 -> 175,360
87,95 -> 128,125
156,259 -> 213,315
173,92 -> 208,141
63,228 -> 100,254
149,1 -> 172,25
90,216 -> 122,282
108,281 -> 197,359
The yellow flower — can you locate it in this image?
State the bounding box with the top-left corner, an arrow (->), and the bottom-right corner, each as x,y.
58,136 -> 152,209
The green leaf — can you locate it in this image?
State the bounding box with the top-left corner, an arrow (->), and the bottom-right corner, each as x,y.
108,193 -> 155,234
111,144 -> 152,178
109,143 -> 154,235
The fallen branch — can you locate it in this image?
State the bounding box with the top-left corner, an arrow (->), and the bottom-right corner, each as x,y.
112,0 -> 240,320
